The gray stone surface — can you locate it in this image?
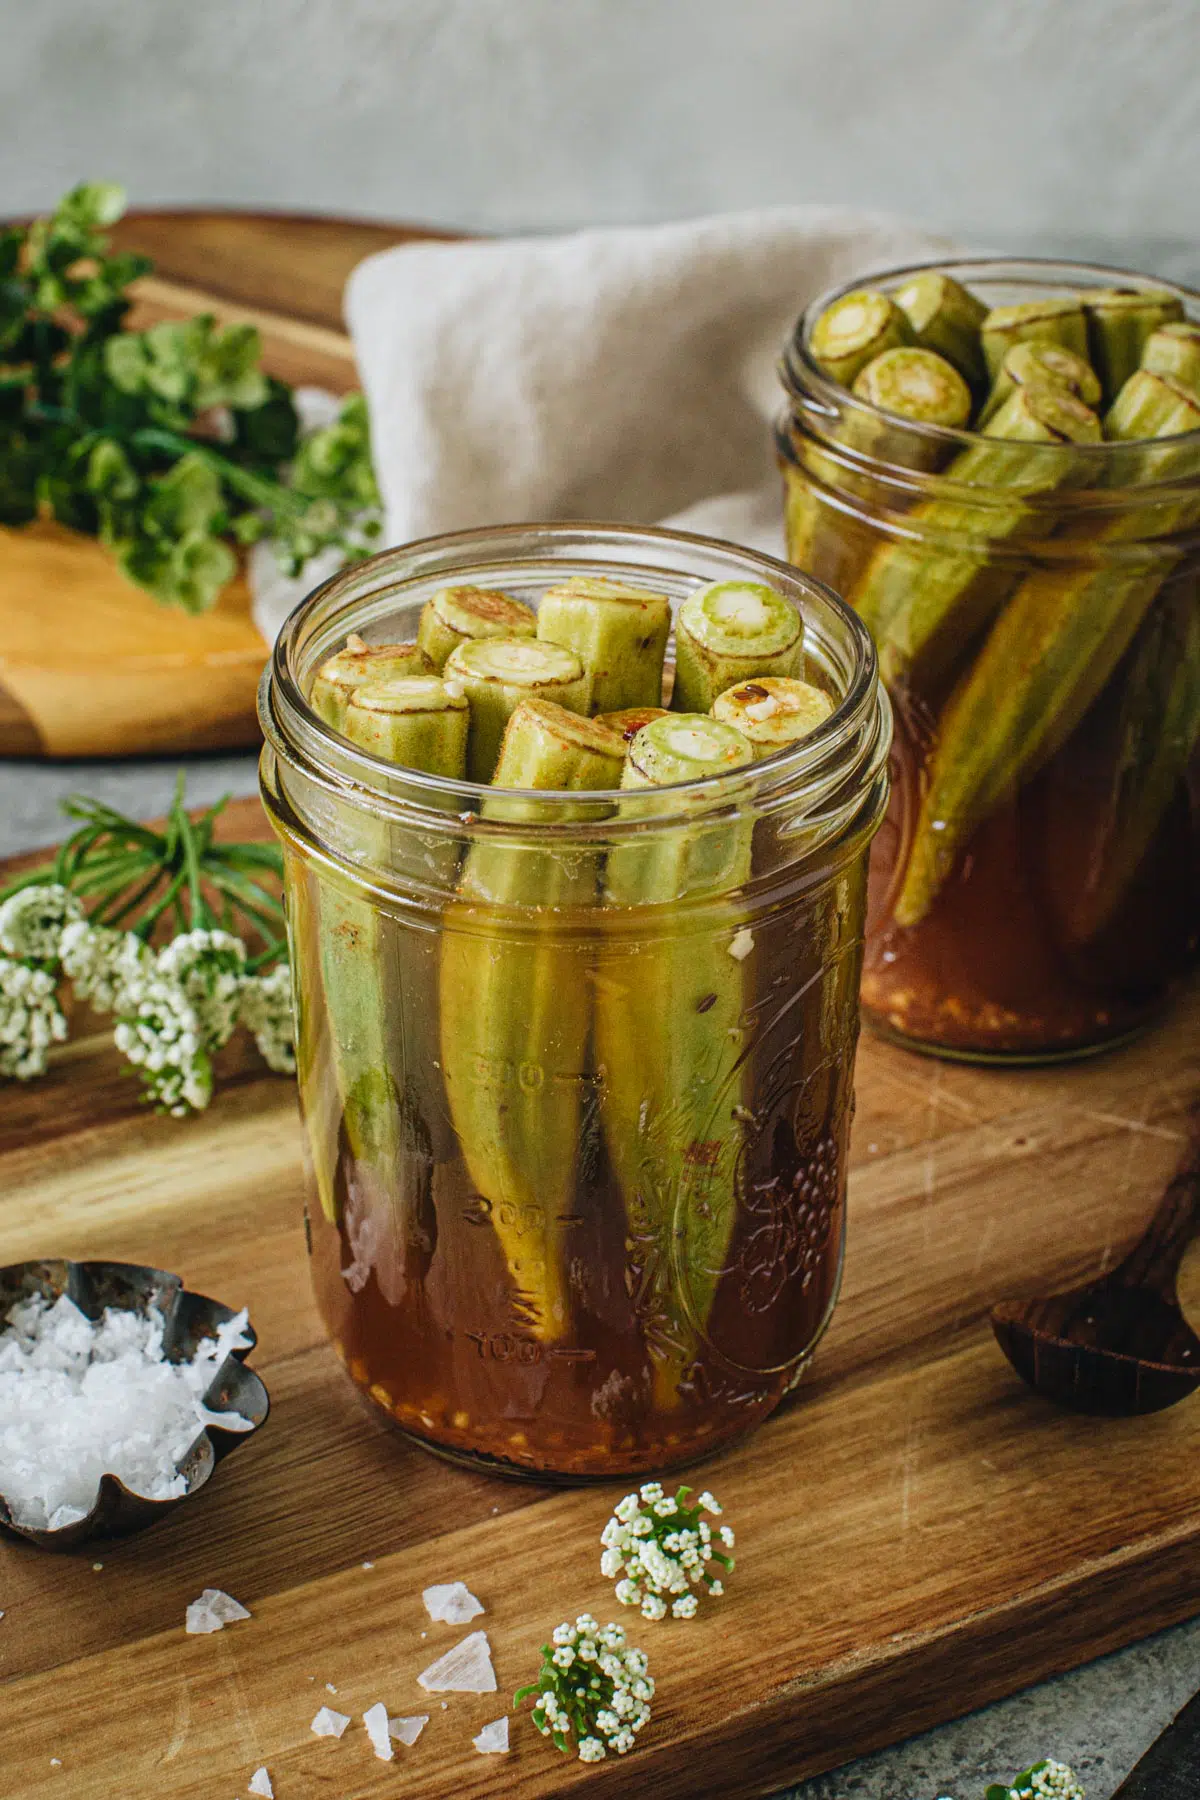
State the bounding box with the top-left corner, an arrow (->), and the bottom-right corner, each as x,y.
2,752 -> 1197,1798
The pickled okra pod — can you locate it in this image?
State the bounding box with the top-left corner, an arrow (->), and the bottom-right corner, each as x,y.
809,288 -> 913,388
894,369 -> 1200,929
711,675 -> 834,757
672,580 -> 803,712
980,297 -> 1090,382
976,340 -> 1102,428
535,575 -> 671,714
851,347 -> 972,431
343,676 -> 469,776
440,700 -> 627,1341
1141,321 -> 1200,396
417,585 -> 537,672
445,636 -> 589,780
595,704 -> 669,744
853,385 -> 1102,693
305,650 -> 466,1263
310,634 -> 434,732
1084,287 -> 1183,402
893,270 -> 988,390
596,714 -> 756,1408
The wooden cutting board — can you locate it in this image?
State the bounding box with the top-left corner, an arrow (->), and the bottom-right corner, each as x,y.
1,797 -> 1199,1799
0,212 -> 440,760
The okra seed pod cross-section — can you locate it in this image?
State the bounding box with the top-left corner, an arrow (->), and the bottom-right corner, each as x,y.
445,636 -> 589,781
672,581 -> 804,713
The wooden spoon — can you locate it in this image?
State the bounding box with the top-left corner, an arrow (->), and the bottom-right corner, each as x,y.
991,1119 -> 1200,1416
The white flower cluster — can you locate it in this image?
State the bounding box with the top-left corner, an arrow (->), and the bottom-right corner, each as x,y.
0,886 -> 295,1112
600,1482 -> 734,1620
237,961 -> 296,1075
0,958 -> 67,1080
522,1615 -> 652,1763
1013,1763 -> 1085,1800
0,885 -> 83,962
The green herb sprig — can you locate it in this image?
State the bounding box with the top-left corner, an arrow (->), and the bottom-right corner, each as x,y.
1,181 -> 380,611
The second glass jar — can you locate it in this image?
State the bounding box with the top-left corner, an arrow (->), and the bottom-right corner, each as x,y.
779,258 -> 1200,1062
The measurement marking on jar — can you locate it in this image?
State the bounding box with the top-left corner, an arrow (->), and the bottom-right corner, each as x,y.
464,1332 -> 595,1366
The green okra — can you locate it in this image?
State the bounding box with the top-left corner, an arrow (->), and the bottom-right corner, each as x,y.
852,346 -> 973,431
1085,287 -> 1183,403
536,575 -> 671,714
672,580 -> 803,712
809,288 -> 913,388
1141,320 -> 1200,396
711,675 -> 834,757
854,385 -> 1102,694
976,339 -> 1102,428
895,369 -> 1200,929
310,634 -> 434,734
343,676 -> 469,777
1065,592 -> 1200,944
980,297 -> 1090,382
445,635 -> 589,781
440,700 -> 627,1341
893,270 -> 988,390
417,584 -> 537,672
594,704 -> 670,745
595,713 -> 755,1408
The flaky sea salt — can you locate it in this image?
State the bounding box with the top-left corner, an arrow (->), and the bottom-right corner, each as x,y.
727,928 -> 754,962
247,1769 -> 273,1798
417,1629 -> 497,1693
185,1588 -> 251,1634
0,1292 -> 253,1530
363,1702 -> 393,1762
389,1715 -> 429,1747
474,1717 -> 509,1754
422,1580 -> 484,1625
310,1706 -> 350,1739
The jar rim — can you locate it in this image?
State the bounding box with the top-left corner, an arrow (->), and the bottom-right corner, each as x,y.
260,520 -> 889,834
782,254 -> 1200,457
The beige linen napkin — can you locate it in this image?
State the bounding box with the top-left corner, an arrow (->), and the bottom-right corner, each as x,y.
251,208 -> 950,640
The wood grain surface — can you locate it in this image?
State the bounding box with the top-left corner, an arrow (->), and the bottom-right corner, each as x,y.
0,211 -> 439,761
1,797 -> 1199,1798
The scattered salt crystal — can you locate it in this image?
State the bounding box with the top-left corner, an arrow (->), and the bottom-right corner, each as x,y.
440,1702 -> 448,1710
727,928 -> 754,962
310,1706 -> 350,1739
91,1562 -> 103,1572
50,1759 -> 61,1767
363,1702 -> 393,1762
744,694 -> 781,722
0,1293 -> 253,1530
389,1715 -> 428,1747
248,1769 -> 273,1798
186,1588 -> 250,1633
325,1682 -> 338,1694
422,1580 -> 484,1625
417,1629 -> 496,1693
361,1561 -> 374,1570
474,1717 -> 509,1754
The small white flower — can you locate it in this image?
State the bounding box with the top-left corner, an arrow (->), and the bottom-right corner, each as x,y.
552,1623 -> 577,1646
613,1729 -> 636,1754
595,1709 -> 619,1737
60,921 -> 152,1014
115,973 -> 212,1116
238,961 -> 296,1074
671,1594 -> 698,1619
158,928 -> 246,1051
615,1578 -> 639,1607
698,1491 -> 721,1514
578,1738 -> 606,1763
720,1526 -> 735,1548
641,1595 -> 667,1622
552,1645 -> 574,1669
0,884 -> 82,962
614,1494 -> 640,1524
653,1496 -> 677,1517
600,1548 -> 623,1579
0,956 -> 68,1080
708,1579 -> 724,1597
639,1482 -> 663,1503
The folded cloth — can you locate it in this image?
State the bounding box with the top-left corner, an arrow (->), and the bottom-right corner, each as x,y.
347,207 -> 952,552
251,207 -> 952,642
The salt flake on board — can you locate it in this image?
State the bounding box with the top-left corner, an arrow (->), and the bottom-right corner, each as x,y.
389,1715 -> 429,1747
417,1629 -> 496,1693
422,1580 -> 485,1625
248,1769 -> 273,1798
474,1717 -> 509,1754
310,1706 -> 351,1738
363,1702 -> 393,1762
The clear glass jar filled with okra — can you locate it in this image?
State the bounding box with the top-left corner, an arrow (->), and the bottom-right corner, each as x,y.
259,524 -> 890,1479
779,259 -> 1200,1061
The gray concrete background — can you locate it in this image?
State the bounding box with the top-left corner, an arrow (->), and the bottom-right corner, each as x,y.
2,0 -> 1199,1791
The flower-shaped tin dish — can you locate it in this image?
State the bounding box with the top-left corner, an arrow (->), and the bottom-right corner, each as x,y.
0,1258 -> 269,1551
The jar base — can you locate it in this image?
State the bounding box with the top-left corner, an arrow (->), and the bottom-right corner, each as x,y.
863,1011 -> 1153,1068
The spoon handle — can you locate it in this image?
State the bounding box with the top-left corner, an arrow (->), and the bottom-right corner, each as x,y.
1117,1113 -> 1200,1298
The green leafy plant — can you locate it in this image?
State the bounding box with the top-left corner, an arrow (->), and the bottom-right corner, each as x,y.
0,181 -> 381,611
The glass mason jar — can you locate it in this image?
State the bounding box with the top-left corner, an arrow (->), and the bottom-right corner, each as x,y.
259,524 -> 890,1480
779,259 -> 1200,1062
